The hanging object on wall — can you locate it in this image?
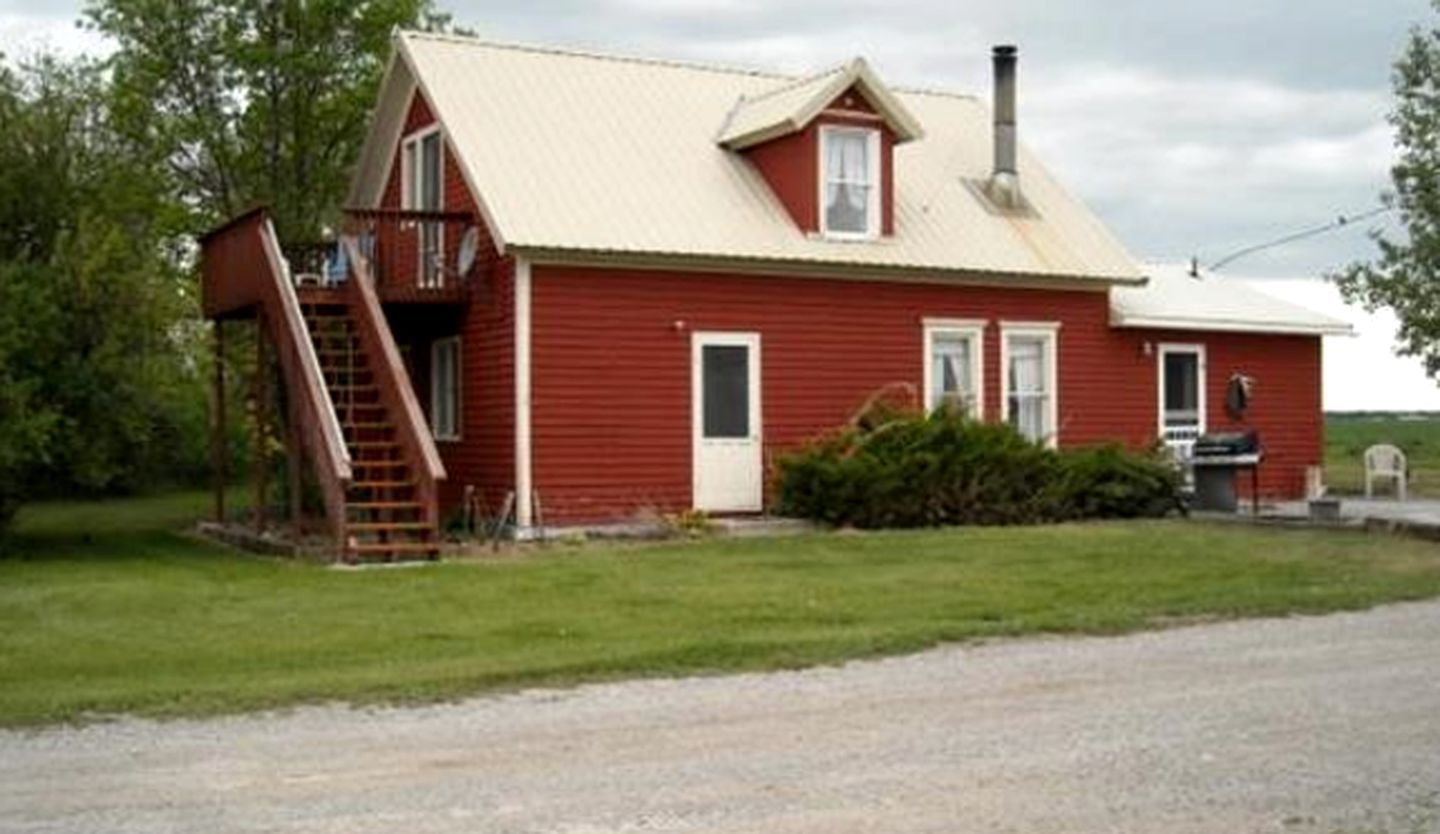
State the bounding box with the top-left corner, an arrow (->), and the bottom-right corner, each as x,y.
1226,373 -> 1255,420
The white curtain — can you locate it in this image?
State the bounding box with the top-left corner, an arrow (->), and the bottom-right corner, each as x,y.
1008,338 -> 1047,441
825,132 -> 869,231
930,335 -> 973,412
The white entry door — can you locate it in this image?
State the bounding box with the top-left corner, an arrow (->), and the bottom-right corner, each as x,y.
692,332 -> 762,512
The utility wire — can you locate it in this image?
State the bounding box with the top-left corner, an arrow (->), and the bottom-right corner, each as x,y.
1205,204 -> 1393,272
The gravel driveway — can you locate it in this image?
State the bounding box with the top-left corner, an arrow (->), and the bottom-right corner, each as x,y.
4,601 -> 1440,834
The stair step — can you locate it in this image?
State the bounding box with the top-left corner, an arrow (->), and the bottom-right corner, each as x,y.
347,541 -> 440,557
351,480 -> 415,488
348,501 -> 423,510
349,521 -> 433,532
350,440 -> 399,448
345,422 -> 395,430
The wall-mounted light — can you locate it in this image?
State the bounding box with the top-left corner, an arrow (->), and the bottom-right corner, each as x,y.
672,319 -> 687,332
1142,341 -> 1153,357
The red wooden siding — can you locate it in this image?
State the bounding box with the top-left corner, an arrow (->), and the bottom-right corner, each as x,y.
744,85 -> 897,236
376,89 -> 514,513
529,265 -> 1323,523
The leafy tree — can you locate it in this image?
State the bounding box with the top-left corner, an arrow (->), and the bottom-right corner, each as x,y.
0,56 -> 204,534
86,0 -> 453,241
1335,7 -> 1440,377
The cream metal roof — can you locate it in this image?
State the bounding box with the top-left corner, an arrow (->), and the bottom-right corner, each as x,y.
348,32 -> 1146,286
715,57 -> 924,150
1112,263 -> 1353,336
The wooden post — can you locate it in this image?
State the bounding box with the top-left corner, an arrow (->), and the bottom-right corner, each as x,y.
287,383 -> 304,538
254,315 -> 269,533
212,320 -> 226,523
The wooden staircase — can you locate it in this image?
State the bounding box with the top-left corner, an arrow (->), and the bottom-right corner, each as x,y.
302,301 -> 440,561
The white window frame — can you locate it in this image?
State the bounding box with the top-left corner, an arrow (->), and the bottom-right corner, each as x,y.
817,125 -> 882,240
430,336 -> 461,442
400,124 -> 444,211
401,124 -> 445,288
1000,322 -> 1060,448
1157,342 -> 1206,443
922,318 -> 986,418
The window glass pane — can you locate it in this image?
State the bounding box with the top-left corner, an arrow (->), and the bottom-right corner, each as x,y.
930,332 -> 973,411
703,345 -> 749,438
1008,337 -> 1045,393
420,133 -> 442,210
432,340 -> 458,438
824,131 -> 870,234
1163,352 -> 1199,425
403,141 -> 418,209
1007,334 -> 1051,442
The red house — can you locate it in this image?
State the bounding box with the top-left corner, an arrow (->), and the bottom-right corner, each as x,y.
201,33 -> 1350,559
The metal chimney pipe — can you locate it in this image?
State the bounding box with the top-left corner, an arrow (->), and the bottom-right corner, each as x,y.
990,44 -> 1020,207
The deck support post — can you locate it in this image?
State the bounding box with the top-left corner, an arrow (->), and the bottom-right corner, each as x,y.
253,315 -> 269,533
286,378 -> 304,539
212,320 -> 226,523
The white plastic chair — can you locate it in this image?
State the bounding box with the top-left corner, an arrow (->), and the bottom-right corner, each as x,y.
1364,444 -> 1408,501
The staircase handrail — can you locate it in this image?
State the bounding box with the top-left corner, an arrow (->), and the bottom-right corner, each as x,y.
340,235 -> 446,526
200,209 -> 353,541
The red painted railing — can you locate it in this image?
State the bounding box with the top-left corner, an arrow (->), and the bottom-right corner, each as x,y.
341,236 -> 446,529
342,208 -> 478,298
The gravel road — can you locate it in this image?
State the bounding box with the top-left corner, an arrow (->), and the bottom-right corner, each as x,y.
4,602 -> 1440,834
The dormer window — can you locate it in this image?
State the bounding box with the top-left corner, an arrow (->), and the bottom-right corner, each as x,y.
820,126 -> 880,238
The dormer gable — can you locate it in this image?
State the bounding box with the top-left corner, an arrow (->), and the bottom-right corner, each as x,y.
718,59 -> 920,240
716,57 -> 922,150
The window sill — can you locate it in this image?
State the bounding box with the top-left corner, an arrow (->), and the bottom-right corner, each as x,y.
809,230 -> 892,244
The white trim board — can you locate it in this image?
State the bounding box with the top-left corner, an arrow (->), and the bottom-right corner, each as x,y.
514,256 -> 533,529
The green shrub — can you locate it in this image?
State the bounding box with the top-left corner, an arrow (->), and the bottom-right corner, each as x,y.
773,403 -> 1182,528
1049,444 -> 1186,520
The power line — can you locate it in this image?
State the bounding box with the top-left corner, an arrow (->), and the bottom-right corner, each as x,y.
1205,204 -> 1393,273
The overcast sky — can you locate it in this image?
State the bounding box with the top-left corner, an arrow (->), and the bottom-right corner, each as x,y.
3,0 -> 1438,408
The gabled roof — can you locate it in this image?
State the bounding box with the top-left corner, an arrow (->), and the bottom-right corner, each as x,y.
346,32 -> 1145,286
1112,263 -> 1353,336
715,57 -> 924,150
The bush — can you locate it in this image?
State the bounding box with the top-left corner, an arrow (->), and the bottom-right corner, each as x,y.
773,403 -> 1183,528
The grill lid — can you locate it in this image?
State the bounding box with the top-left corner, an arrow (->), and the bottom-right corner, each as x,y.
1192,430 -> 1259,456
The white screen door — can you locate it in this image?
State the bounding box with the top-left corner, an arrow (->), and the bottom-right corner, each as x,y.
1158,343 -> 1205,461
692,332 -> 762,512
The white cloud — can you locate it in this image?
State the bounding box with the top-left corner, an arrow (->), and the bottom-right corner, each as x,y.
0,11 -> 107,59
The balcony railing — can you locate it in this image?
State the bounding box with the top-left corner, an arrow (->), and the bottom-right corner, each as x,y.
278,209 -> 480,302
343,208 -> 479,300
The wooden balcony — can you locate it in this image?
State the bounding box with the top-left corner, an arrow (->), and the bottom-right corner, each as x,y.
340,208 -> 480,304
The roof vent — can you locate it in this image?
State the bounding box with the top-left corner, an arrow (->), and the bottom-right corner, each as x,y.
989,45 -> 1021,209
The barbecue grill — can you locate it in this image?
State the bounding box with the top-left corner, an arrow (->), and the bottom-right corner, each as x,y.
1190,430 -> 1262,513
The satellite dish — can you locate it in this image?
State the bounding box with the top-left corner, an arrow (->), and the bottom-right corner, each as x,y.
456,226 -> 481,277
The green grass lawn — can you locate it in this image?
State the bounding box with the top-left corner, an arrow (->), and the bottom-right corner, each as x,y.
3,490 -> 1440,727
1326,413 -> 1440,497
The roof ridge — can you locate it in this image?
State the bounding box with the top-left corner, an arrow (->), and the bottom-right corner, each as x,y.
733,59 -> 852,106
400,31 -> 983,102
398,30 -> 794,82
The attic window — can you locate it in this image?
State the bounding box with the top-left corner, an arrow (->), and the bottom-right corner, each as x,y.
820,125 -> 880,238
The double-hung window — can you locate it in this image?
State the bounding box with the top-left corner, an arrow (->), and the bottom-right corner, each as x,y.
1001,323 -> 1059,447
820,126 -> 880,238
923,320 -> 985,417
401,126 -> 444,287
430,336 -> 461,441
